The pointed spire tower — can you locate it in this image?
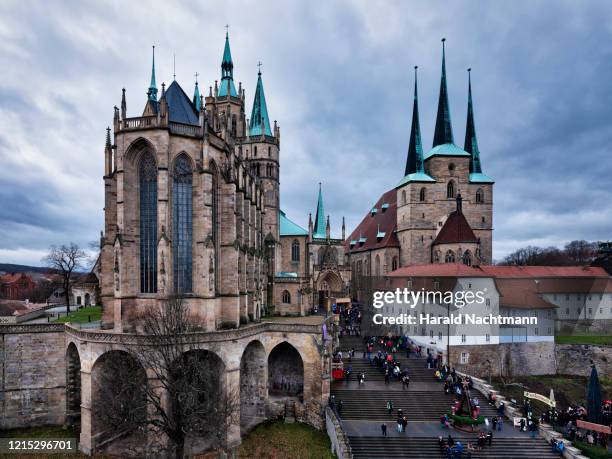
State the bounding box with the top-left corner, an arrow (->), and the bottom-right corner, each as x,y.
397,67 -> 435,187
313,183 -> 326,238
249,66 -> 272,136
405,66 -> 425,176
433,38 -> 453,147
148,46 -> 158,101
464,69 -> 494,184
219,30 -> 238,97
193,73 -> 201,112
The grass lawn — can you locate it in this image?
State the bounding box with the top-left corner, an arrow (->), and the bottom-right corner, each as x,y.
52,306 -> 102,324
237,421 -> 336,459
555,335 -> 612,345
573,440 -> 612,459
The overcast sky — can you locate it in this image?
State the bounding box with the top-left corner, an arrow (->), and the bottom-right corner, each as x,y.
1,0 -> 611,266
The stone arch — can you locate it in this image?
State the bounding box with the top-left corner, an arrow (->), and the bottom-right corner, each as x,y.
65,343 -> 81,427
267,342 -> 304,399
124,136 -> 157,165
91,350 -> 147,445
240,340 -> 267,432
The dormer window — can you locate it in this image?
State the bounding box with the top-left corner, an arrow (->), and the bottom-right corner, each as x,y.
371,207 -> 377,216
381,203 -> 389,212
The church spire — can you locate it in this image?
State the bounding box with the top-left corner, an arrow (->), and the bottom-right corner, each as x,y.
193,73 -> 201,112
405,66 -> 425,176
464,69 -> 482,174
219,28 -> 238,97
249,65 -> 272,136
433,38 -> 453,147
148,46 -> 158,101
313,183 -> 326,238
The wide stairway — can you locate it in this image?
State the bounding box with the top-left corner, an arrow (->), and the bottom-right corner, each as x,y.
332,335 -> 559,459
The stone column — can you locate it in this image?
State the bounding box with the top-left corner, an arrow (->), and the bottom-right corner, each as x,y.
225,367 -> 242,448
79,369 -> 93,455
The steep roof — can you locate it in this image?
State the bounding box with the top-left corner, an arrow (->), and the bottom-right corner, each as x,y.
464,70 -> 494,184
433,210 -> 479,245
163,81 -> 199,125
433,39 -> 454,148
219,32 -> 238,97
279,210 -> 308,236
346,189 -> 399,253
313,183 -> 326,238
495,278 -> 557,309
249,71 -> 272,136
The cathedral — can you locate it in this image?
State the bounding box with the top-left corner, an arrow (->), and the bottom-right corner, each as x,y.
346,39 -> 494,283
99,32 -> 349,330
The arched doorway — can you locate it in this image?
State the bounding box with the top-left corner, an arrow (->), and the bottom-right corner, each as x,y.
65,343 -> 81,427
240,341 -> 267,432
91,351 -> 147,449
268,342 -> 304,399
316,271 -> 344,310
84,293 -> 91,306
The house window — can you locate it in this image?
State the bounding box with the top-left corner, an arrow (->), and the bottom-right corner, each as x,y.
485,333 -> 490,342
588,308 -> 593,315
433,279 -> 440,289
460,352 -> 469,364
282,290 -> 291,303
447,181 -> 455,199
402,190 -> 406,205
463,251 -> 472,266
445,250 -> 456,263
291,239 -> 300,263
461,334 -> 466,343
430,330 -> 434,338
476,188 -> 483,204
391,257 -> 398,271
420,188 -> 426,202
172,155 -> 193,293
438,332 -> 443,340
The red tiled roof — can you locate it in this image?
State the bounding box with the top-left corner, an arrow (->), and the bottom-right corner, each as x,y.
388,263 -> 489,277
0,273 -> 32,284
495,278 -> 557,309
345,189 -> 399,253
433,211 -> 478,245
480,265 -> 609,278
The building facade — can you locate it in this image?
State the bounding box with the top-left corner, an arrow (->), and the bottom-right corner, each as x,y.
347,41 -> 494,275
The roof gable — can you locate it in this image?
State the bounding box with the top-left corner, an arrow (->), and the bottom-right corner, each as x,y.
164,81 -> 199,125
434,210 -> 478,244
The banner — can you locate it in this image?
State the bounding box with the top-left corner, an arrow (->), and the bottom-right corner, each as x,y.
576,420 -> 611,434
524,391 -> 556,408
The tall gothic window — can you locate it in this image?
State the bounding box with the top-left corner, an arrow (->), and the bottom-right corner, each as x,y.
420,187 -> 426,202
476,188 -> 483,204
463,250 -> 472,266
139,152 -> 157,293
291,240 -> 300,263
391,256 -> 398,271
445,250 -> 456,263
282,290 -> 291,303
447,181 -> 455,199
172,155 -> 193,293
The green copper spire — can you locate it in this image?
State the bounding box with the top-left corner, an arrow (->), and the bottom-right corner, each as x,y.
313,183 -> 326,238
193,73 -> 201,111
433,38 -> 453,147
218,29 -> 238,97
249,67 -> 272,136
405,66 -> 425,176
464,69 -> 482,174
148,46 -> 158,101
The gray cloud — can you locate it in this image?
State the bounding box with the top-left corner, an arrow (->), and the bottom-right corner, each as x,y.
0,0 -> 611,265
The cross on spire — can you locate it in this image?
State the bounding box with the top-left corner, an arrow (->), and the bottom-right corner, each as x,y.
225,24 -> 229,37
257,61 -> 262,75
194,72 -> 199,83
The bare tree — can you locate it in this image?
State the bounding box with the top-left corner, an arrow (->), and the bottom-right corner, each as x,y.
95,296 -> 240,458
42,243 -> 88,313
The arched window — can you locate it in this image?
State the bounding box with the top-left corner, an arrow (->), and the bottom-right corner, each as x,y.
256,163 -> 261,176
139,152 -> 157,293
375,255 -> 381,276
476,188 -> 483,204
231,114 -> 237,135
172,155 -> 193,293
463,250 -> 472,266
401,190 -> 406,205
254,146 -> 258,157
447,181 -> 455,199
391,256 -> 398,271
282,290 -> 291,303
291,239 -> 300,263
445,250 -> 456,263
420,187 -> 426,202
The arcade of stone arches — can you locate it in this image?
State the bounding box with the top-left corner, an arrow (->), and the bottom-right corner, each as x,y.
65,336 -> 309,452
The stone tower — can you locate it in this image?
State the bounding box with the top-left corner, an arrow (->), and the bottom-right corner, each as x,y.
395,39 -> 494,266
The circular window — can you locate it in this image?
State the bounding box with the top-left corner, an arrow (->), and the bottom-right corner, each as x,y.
448,163 -> 455,172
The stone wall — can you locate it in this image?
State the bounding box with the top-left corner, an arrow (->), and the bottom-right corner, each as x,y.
0,324 -> 66,429
450,341 -> 556,377
556,344 -> 612,378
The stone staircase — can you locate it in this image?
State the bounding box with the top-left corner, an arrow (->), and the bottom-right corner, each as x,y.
332,335 -> 561,459
348,436 -> 560,458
